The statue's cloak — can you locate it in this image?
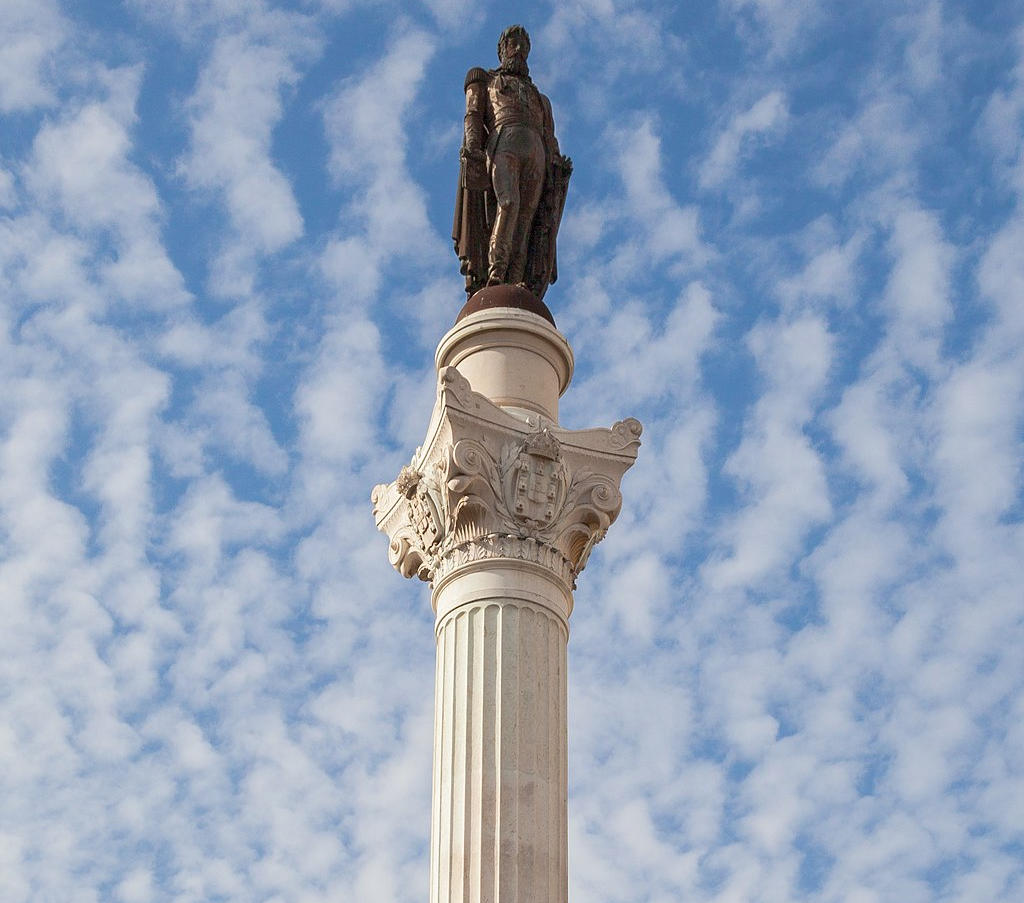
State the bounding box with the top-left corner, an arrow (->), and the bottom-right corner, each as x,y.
452,153 -> 494,299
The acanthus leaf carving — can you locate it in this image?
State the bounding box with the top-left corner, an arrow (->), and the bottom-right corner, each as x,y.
373,374 -> 640,589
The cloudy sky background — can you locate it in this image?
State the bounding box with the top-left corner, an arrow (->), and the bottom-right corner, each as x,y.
2,0 -> 1023,900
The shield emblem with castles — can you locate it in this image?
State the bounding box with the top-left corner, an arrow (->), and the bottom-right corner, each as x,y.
508,430 -> 566,527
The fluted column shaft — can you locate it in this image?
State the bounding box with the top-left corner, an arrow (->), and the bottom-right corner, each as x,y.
430,563 -> 570,903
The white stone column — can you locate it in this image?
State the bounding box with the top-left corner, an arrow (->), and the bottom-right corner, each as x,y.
430,566 -> 569,903
373,306 -> 640,903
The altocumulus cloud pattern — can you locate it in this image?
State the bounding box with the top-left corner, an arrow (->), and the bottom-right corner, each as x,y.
1,1 -> 1022,901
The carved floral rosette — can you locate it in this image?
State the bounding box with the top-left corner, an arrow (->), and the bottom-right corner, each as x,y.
372,367 -> 641,591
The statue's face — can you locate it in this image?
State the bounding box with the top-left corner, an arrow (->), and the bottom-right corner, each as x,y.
499,31 -> 530,68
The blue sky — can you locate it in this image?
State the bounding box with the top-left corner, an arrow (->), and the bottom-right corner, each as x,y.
2,1 -> 1023,901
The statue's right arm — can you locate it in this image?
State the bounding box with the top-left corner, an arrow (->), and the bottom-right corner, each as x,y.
463,67 -> 488,159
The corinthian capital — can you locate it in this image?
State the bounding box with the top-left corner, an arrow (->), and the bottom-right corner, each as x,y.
372,367 -> 641,593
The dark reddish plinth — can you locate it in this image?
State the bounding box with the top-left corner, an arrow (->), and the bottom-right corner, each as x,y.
456,284 -> 556,327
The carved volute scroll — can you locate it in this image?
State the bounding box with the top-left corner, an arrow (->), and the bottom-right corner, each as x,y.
372,368 -> 641,591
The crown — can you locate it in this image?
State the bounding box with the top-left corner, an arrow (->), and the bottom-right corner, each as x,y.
523,429 -> 560,461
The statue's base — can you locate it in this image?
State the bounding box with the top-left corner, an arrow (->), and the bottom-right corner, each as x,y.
437,302 -> 573,424
456,284 -> 556,327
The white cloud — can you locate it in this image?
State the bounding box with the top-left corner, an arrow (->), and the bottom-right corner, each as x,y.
115,867 -> 154,903
321,26 -> 446,306
699,91 -> 789,189
706,315 -> 833,590
166,474 -> 284,570
0,0 -> 66,112
814,94 -> 920,190
776,217 -> 866,311
537,0 -> 687,97
978,207 -> 1024,333
158,301 -> 268,372
191,370 -> 288,475
182,28 -> 315,261
978,27 -> 1024,189
0,167 -> 16,209
0,375 -> 85,595
28,77 -> 154,229
880,206 -> 953,371
901,0 -> 946,92
604,116 -> 709,272
24,68 -> 190,309
295,316 -> 387,471
572,281 -> 718,408
128,0 -> 301,43
933,361 -> 1022,524
828,378 -> 910,503
724,0 -> 823,55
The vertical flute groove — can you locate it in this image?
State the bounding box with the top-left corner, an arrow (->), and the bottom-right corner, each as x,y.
469,606 -> 482,901
444,617 -> 453,902
483,604 -> 497,902
430,620 -> 443,903
560,619 -> 568,899
490,606 -> 501,902
453,611 -> 468,903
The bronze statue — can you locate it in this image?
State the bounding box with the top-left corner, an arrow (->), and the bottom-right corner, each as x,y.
453,25 -> 572,301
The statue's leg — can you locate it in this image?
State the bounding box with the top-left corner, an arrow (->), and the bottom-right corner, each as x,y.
489,152 -> 521,285
507,137 -> 548,282
506,148 -> 545,285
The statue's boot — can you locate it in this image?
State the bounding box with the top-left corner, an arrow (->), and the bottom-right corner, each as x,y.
488,236 -> 510,285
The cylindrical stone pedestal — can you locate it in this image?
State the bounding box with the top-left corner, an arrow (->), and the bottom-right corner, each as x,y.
430,562 -> 571,903
436,306 -> 574,423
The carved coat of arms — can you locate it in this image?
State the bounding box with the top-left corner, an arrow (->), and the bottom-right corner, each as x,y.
504,429 -> 567,529
397,466 -> 441,552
